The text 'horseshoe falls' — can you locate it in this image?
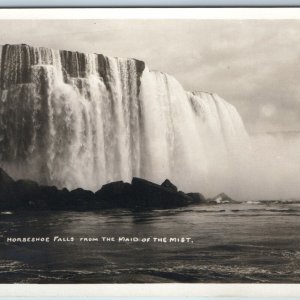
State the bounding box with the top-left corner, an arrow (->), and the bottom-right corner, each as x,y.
0,44 -> 251,199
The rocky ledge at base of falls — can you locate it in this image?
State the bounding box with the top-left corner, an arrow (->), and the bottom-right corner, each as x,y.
0,168 -> 236,211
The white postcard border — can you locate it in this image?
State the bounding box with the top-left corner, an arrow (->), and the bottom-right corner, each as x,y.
0,7 -> 299,297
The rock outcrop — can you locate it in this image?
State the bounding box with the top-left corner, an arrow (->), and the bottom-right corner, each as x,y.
206,193 -> 238,204
0,168 -> 207,211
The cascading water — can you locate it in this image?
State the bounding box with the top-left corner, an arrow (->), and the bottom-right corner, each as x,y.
0,44 -> 252,198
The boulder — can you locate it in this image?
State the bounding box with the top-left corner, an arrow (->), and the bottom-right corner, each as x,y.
187,192 -> 206,203
39,185 -> 64,209
14,179 -> 46,209
0,168 -> 14,189
95,181 -> 132,208
131,177 -> 193,208
68,188 -> 96,209
161,179 -> 177,192
70,188 -> 95,201
0,168 -> 18,209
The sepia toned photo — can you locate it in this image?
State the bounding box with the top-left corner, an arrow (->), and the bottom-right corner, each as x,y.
0,9 -> 300,286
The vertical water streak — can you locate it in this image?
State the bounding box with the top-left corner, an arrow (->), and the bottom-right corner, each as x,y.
0,44 -> 252,198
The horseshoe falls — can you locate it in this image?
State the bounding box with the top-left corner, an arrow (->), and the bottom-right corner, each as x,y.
0,44 -> 251,198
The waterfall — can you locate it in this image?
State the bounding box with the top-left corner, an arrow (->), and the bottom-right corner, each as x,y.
0,44 -> 251,198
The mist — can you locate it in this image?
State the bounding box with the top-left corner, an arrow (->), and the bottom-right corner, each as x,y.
0,43 -> 300,202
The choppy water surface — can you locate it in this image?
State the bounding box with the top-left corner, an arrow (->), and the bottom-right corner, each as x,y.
1,201 -> 300,283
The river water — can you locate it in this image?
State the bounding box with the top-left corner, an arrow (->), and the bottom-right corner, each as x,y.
1,201 -> 300,283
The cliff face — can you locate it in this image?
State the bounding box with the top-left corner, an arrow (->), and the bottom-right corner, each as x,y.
0,44 -> 145,89
0,44 -> 250,196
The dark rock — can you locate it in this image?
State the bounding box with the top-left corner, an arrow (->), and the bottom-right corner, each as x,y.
0,168 -> 18,209
39,185 -> 63,209
187,192 -> 206,203
68,188 -> 96,210
15,179 -> 39,192
0,167 -> 211,211
131,177 -> 193,209
95,181 -> 132,208
161,179 -> 177,192
70,188 -> 95,201
0,168 -> 14,188
14,179 -> 46,209
96,181 -> 131,200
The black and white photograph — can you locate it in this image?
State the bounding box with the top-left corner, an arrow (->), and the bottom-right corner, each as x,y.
0,9 -> 300,285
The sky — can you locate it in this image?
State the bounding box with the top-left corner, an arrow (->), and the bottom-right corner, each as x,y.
0,19 -> 299,133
